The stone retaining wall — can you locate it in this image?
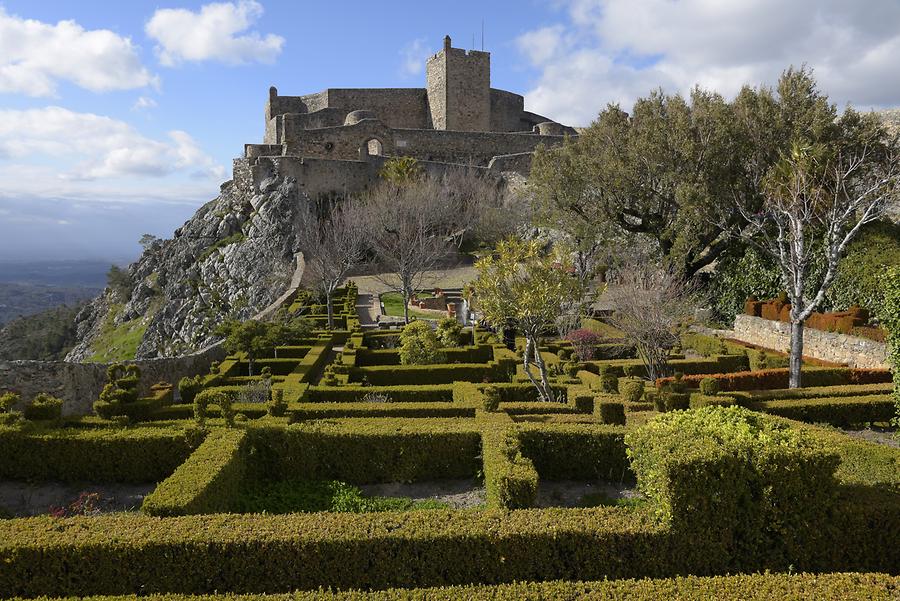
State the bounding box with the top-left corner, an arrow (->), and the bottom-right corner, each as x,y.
731,314 -> 888,368
0,343 -> 226,416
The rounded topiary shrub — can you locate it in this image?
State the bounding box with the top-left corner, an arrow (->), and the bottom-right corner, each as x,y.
399,321 -> 446,365
699,377 -> 721,396
620,380 -> 644,402
178,375 -> 204,404
0,391 -> 20,413
557,348 -> 571,362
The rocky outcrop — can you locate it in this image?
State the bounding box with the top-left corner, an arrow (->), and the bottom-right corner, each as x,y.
67,175 -> 304,360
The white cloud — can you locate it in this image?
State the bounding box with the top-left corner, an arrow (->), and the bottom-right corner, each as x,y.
518,0 -> 900,126
146,0 -> 284,66
399,38 -> 429,77
0,106 -> 225,192
132,96 -> 158,111
0,7 -> 157,97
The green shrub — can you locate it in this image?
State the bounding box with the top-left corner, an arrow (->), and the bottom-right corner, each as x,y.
246,420 -> 481,484
0,392 -> 20,413
626,406 -> 840,570
24,393 -> 63,421
596,401 -> 626,425
268,389 -> 287,417
435,317 -> 464,347
557,348 -> 571,361
699,377 -> 720,396
690,394 -> 736,409
482,387 -> 501,412
178,375 -> 204,404
142,429 -> 247,516
620,380 -> 644,402
399,321 -> 446,365
881,266 -> 900,428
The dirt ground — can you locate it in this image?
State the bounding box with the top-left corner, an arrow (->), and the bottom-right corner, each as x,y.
536,480 -> 640,508
358,478 -> 640,509
840,426 -> 899,449
359,479 -> 486,509
0,481 -> 155,517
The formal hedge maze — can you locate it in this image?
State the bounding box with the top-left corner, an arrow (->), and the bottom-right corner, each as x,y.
0,286 -> 898,599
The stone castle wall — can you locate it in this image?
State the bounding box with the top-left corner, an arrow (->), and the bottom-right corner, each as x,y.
731,314 -> 889,368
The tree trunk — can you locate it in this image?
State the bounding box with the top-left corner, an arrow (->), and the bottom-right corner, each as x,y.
789,319 -> 804,388
532,345 -> 556,403
248,356 -> 254,377
326,291 -> 334,330
522,335 -> 551,402
402,289 -> 410,324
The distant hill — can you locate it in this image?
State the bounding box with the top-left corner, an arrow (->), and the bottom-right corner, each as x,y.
0,302 -> 87,360
0,282 -> 99,325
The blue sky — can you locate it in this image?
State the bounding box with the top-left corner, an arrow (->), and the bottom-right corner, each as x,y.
1,0 -> 898,262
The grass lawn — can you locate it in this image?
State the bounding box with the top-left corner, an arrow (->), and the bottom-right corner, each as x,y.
381,292 -> 442,320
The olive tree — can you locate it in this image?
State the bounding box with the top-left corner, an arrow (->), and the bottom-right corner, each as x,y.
471,238 -> 585,402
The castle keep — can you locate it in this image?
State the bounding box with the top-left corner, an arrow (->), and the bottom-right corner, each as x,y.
234,36 -> 574,197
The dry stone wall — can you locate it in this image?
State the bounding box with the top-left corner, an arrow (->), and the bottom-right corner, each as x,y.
0,343 -> 225,416
731,314 -> 889,368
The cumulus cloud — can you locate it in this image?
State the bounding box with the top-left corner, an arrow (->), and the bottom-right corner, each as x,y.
146,0 -> 284,66
0,106 -> 225,186
399,38 -> 430,77
0,7 -> 157,96
517,0 -> 900,126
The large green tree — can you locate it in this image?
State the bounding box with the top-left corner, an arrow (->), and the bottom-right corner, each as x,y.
529,67 -> 874,279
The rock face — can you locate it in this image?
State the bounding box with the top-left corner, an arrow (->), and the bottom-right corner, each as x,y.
67,175 -> 303,360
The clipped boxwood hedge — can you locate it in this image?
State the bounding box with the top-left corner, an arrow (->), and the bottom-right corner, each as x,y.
752,394 -> 895,426
519,424 -> 631,482
304,385 -> 455,403
2,572 -> 895,600
289,402 -> 474,421
246,419 -> 481,484
142,429 -> 247,516
0,425 -> 202,483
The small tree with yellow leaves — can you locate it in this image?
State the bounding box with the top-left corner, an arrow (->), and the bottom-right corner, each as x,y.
472,238 -> 585,402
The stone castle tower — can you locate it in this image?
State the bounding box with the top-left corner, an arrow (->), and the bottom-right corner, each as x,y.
426,36 -> 491,132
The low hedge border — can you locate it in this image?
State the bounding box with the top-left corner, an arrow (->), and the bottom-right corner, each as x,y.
518,423 -> 632,482
0,424 -> 202,483
350,361 -> 515,386
752,394 -> 896,426
355,344 -> 494,367
142,429 -> 248,516
2,573 -> 896,600
305,385 -> 455,403
245,419 -> 482,484
289,403 -> 474,421
481,428 -> 538,509
729,382 -> 893,403
656,367 -> 892,391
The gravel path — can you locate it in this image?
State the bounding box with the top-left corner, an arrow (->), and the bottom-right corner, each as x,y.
536,480 -> 640,508
0,481 -> 155,517
840,427 -> 899,448
359,479 -> 486,509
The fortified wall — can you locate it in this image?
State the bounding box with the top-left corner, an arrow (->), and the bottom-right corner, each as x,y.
238,35 -> 575,199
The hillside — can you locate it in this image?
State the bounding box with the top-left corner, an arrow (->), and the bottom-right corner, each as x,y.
66,176 -> 305,361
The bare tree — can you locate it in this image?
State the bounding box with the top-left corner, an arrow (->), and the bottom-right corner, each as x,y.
297,199 -> 366,328
608,262 -> 700,382
363,179 -> 455,324
734,139 -> 899,387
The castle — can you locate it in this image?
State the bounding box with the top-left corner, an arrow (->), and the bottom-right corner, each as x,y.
233,36 -> 575,198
